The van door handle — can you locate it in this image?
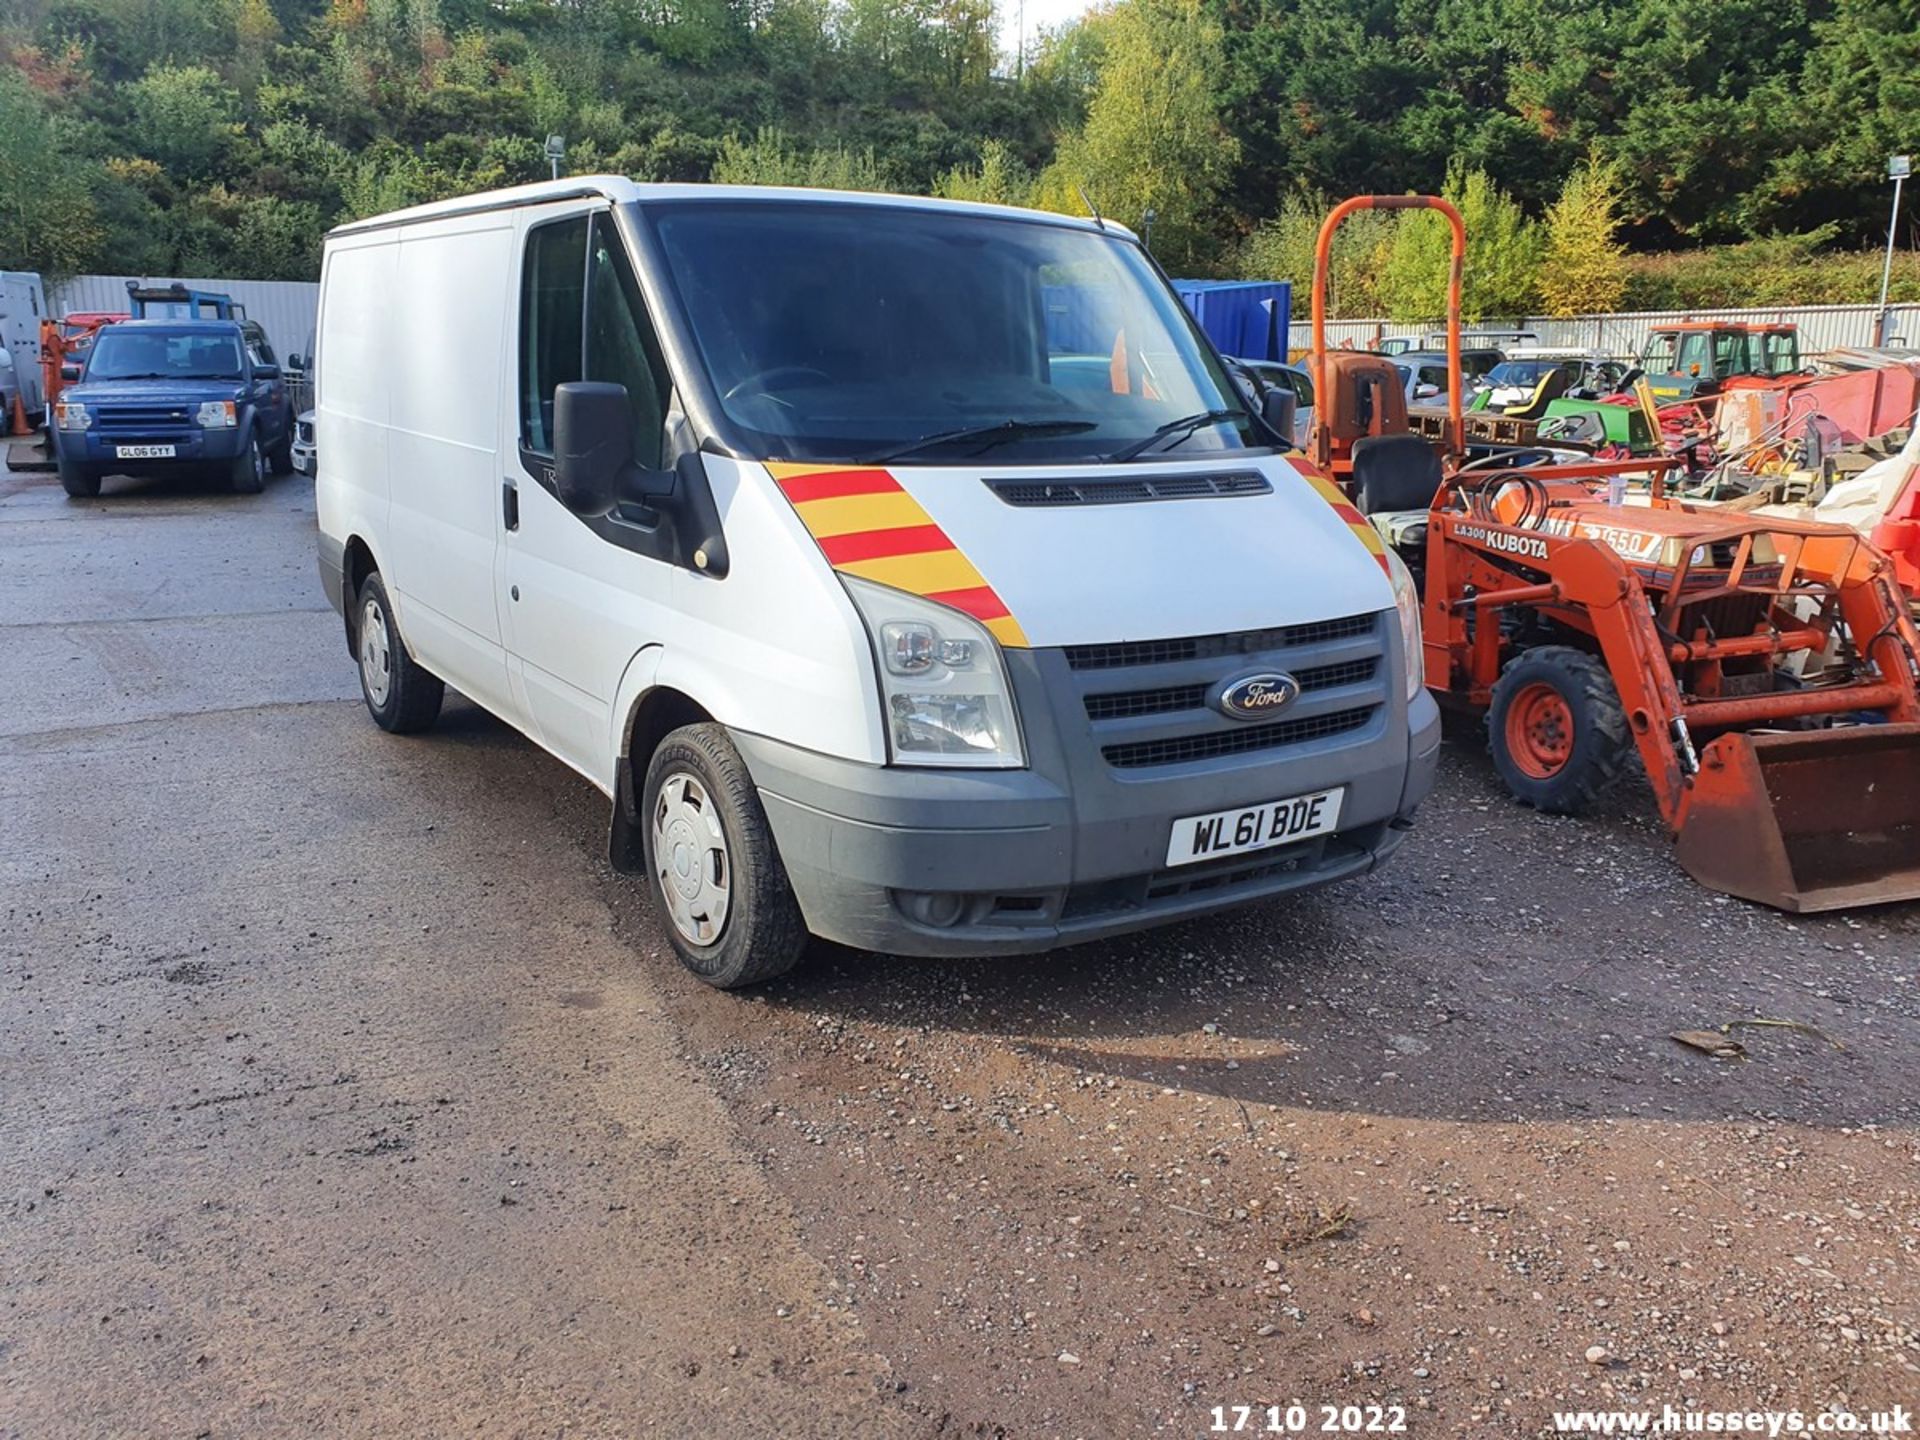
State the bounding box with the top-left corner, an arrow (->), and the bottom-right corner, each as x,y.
502,480 -> 519,532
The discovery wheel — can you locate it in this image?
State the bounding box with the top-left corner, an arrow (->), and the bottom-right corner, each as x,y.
642,723 -> 806,989
229,436 -> 266,494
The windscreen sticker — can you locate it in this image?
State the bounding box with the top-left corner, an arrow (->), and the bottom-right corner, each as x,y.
768,463 -> 1030,648
1293,464 -> 1393,576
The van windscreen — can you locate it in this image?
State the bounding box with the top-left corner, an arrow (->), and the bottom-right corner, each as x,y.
647,201 -> 1256,465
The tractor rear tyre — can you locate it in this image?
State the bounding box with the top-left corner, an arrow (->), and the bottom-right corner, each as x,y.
1488,646 -> 1631,815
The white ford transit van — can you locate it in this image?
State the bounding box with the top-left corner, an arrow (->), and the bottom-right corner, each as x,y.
315,178 -> 1440,987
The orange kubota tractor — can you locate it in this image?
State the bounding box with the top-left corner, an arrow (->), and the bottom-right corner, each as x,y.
1308,195 -> 1920,912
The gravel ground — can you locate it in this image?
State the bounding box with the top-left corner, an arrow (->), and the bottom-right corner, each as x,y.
2,461 -> 1915,1437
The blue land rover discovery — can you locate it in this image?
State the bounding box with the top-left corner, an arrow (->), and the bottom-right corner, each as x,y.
52,319 -> 294,498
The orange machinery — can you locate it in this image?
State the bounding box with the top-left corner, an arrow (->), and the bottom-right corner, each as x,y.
1305,195 -> 1920,912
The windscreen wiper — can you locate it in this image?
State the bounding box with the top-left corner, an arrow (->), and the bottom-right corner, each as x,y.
1108,408 -> 1246,462
863,417 -> 1097,464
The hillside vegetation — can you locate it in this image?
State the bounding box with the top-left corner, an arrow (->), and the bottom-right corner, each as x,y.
1,0 -> 1915,315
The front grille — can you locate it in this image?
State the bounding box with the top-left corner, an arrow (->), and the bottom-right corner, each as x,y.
1083,657 -> 1379,723
988,471 -> 1270,507
1101,705 -> 1374,769
1084,683 -> 1209,721
96,404 -> 193,431
1065,613 -> 1376,672
1297,656 -> 1379,691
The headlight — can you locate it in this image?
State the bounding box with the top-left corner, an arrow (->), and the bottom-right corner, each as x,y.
55,401 -> 90,430
1385,548 -> 1425,701
197,401 -> 237,428
842,576 -> 1025,768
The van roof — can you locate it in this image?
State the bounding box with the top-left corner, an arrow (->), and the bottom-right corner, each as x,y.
328,175 -> 1136,242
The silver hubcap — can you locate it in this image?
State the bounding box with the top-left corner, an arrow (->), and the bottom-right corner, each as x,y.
359,598 -> 392,707
652,773 -> 731,946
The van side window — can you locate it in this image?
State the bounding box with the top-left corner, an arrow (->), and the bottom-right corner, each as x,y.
519,215 -> 588,454
584,212 -> 670,470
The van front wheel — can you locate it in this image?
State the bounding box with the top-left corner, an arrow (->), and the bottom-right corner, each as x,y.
355,572 -> 444,734
642,723 -> 806,989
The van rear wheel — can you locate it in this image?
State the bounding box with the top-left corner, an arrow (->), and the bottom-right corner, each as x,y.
355,572 -> 443,734
642,723 -> 806,989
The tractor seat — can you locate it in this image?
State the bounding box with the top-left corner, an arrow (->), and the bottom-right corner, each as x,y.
1503,369 -> 1571,420
1351,432 -> 1444,516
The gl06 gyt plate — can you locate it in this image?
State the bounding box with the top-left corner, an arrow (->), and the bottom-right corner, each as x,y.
1166,787 -> 1344,867
115,444 -> 176,459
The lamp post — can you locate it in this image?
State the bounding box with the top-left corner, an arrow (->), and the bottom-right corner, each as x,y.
545,134 -> 566,182
1876,154 -> 1909,347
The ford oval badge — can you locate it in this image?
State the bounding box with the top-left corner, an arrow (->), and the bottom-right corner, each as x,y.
1214,671 -> 1301,721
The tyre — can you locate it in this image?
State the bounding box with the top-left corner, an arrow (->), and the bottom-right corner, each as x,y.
57,455 -> 101,499
642,722 -> 807,989
229,435 -> 266,494
267,432 -> 294,475
1487,645 -> 1631,815
354,572 -> 444,734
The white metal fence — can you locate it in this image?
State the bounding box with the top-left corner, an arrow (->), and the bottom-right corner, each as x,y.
47,274 -> 320,360
1288,302 -> 1920,358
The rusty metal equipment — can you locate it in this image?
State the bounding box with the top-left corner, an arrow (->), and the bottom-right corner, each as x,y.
1300,194 -> 1920,911
6,311 -> 123,472
1309,195 -> 1464,478
1416,463 -> 1920,911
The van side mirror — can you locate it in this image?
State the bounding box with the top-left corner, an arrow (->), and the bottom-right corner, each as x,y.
1261,388 -> 1297,446
553,380 -> 676,517
286,353 -> 305,371
61,362 -> 81,381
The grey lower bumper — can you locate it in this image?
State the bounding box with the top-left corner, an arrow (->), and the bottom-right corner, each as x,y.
735,685 -> 1441,959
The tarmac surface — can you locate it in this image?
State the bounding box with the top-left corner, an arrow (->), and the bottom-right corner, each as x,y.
2,461 -> 1916,1438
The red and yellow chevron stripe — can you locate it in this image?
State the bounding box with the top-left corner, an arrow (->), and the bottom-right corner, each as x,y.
768,464 -> 1030,647
1295,464 -> 1392,576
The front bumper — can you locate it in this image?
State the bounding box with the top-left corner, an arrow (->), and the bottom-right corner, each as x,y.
58,426 -> 248,466
736,626 -> 1441,958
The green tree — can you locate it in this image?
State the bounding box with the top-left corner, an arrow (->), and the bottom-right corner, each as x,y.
1377,167 -> 1541,322
1538,152 -> 1629,316
1032,0 -> 1236,272
128,64 -> 242,179
711,126 -> 890,191
933,139 -> 1032,207
1237,190 -> 1396,318
0,73 -> 101,274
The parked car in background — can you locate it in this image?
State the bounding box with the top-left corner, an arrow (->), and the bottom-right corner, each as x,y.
1427,328 -> 1539,352
291,409 -> 316,476
1475,349 -> 1626,410
1393,346 -> 1504,407
51,318 -> 294,498
1224,356 -> 1314,448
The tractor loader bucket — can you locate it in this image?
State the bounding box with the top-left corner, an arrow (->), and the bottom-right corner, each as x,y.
1674,724 -> 1920,913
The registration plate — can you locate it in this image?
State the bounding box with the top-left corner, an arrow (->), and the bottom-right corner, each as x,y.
1166,787 -> 1344,867
115,444 -> 175,459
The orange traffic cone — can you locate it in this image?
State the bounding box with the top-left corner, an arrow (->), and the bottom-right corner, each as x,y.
8,390 -> 31,436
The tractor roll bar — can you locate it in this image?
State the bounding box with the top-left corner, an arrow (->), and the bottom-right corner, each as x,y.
1311,195 -> 1465,463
